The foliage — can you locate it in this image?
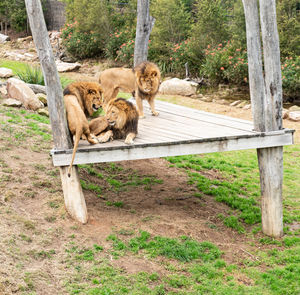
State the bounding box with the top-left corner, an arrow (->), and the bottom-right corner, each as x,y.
60,21 -> 104,59
105,30 -> 135,60
0,0 -> 27,32
281,56 -> 300,99
3,61 -> 73,89
277,0 -> 300,56
201,41 -> 248,85
191,0 -> 232,49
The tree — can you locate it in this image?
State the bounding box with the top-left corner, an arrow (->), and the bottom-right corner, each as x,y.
134,0 -> 155,66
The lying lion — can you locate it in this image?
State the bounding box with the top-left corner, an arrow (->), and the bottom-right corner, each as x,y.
63,81 -> 104,177
89,97 -> 138,145
99,61 -> 161,118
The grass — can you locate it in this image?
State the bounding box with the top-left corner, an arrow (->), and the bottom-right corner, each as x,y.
166,145 -> 300,234
0,59 -> 73,88
0,89 -> 299,294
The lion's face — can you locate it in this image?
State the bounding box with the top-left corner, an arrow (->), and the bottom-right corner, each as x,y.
85,85 -> 104,116
105,104 -> 126,129
139,72 -> 158,93
135,63 -> 161,95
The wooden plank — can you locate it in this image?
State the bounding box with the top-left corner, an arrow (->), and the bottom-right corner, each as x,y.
141,99 -> 254,129
51,130 -> 293,167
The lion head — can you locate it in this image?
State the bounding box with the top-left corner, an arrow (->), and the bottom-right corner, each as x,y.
134,61 -> 161,95
63,82 -> 104,117
105,98 -> 138,133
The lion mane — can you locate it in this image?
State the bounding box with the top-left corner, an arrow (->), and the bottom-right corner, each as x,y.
63,81 -> 104,176
98,61 -> 161,118
89,98 -> 138,145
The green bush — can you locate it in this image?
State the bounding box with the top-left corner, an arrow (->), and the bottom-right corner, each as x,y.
281,56 -> 300,100
105,30 -> 135,60
201,42 -> 248,85
60,22 -> 103,59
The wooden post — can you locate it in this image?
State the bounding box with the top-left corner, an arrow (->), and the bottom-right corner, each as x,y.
25,0 -> 88,223
133,0 -> 155,67
243,0 -> 283,237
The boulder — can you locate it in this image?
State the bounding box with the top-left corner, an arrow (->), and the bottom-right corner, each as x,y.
36,93 -> 47,105
2,98 -> 22,108
37,108 -> 49,117
56,61 -> 81,72
6,78 -> 44,111
0,33 -> 10,43
288,111 -> 300,122
230,100 -> 241,107
0,68 -> 13,78
289,105 -> 300,112
159,78 -> 198,96
27,83 -> 46,94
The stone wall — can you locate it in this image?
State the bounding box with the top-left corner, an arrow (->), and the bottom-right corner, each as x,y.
44,0 -> 66,31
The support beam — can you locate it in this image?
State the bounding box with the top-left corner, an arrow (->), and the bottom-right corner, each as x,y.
243,0 -> 284,237
25,0 -> 88,223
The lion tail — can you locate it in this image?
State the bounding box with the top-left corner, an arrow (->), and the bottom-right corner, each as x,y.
67,129 -> 81,177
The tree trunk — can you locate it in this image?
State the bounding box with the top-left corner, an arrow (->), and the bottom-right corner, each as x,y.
242,0 -> 284,237
134,0 -> 155,67
25,0 -> 88,224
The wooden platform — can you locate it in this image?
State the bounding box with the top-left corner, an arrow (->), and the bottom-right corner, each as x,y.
51,99 -> 294,166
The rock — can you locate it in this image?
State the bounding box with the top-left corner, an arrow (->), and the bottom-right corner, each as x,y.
236,101 -> 248,108
56,61 -> 81,72
17,36 -> 33,42
282,108 -> 289,119
243,104 -> 251,110
0,67 -> 13,78
36,93 -> 47,105
2,98 -> 22,107
0,33 -> 10,43
159,78 -> 198,96
0,85 -> 7,96
37,108 -> 49,117
6,78 -> 44,111
288,111 -> 300,121
27,84 -> 47,94
230,100 -> 241,107
289,105 -> 300,112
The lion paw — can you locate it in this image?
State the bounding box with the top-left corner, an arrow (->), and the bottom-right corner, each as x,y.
97,130 -> 113,143
124,138 -> 134,145
152,111 -> 159,116
139,115 -> 145,119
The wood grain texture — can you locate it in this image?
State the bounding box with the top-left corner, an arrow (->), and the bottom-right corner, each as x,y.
25,0 -> 72,150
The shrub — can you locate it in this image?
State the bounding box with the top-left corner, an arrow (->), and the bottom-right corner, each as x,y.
281,56 -> 300,100
167,38 -> 203,77
105,30 -> 134,60
201,42 -> 248,85
114,39 -> 135,65
60,22 -> 103,59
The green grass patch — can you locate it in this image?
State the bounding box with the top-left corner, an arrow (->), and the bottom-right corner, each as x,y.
166,145 -> 300,232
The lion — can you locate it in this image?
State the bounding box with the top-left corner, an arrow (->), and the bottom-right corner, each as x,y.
89,98 -> 138,145
98,61 -> 161,118
63,81 -> 104,177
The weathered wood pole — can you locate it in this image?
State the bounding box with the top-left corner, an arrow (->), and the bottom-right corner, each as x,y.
134,0 -> 155,66
25,0 -> 88,223
243,0 -> 283,237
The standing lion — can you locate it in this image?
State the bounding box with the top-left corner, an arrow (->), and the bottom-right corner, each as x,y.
98,61 -> 161,118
